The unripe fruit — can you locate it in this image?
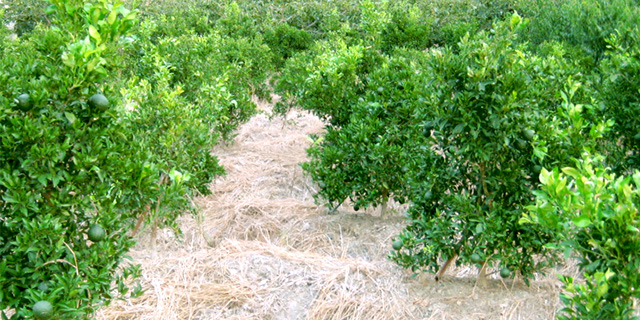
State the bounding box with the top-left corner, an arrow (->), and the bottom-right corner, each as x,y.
88,94 -> 109,113
16,93 -> 32,111
33,300 -> 53,320
88,224 -> 105,242
522,129 -> 535,141
500,267 -> 511,278
392,239 -> 403,251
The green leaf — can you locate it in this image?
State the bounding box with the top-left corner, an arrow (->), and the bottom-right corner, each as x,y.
561,167 -> 581,179
539,168 -> 550,185
572,215 -> 591,228
625,224 -> 639,233
596,280 -> 609,298
87,57 -> 101,73
510,13 -> 522,30
89,25 -> 102,44
107,10 -> 117,25
61,51 -> 76,68
64,112 -> 77,125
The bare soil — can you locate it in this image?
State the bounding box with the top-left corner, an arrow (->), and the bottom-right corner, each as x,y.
98,97 -> 568,320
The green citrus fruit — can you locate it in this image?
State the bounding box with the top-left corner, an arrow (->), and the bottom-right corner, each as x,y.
533,165 -> 542,174
522,129 -> 535,141
634,132 -> 640,141
88,224 -> 105,242
88,94 -> 109,112
424,191 -> 433,201
392,239 -> 403,251
16,93 -> 32,111
33,300 -> 53,320
37,281 -> 49,292
516,139 -> 527,150
470,253 -> 482,264
500,267 -> 511,278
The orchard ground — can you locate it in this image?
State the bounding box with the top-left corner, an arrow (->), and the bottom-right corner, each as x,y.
97,97 -> 572,320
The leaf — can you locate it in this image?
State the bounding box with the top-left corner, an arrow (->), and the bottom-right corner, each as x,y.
61,51 -> 75,68
555,177 -> 567,195
64,112 -> 76,125
452,123 -> 465,134
572,214 -> 591,228
560,242 -> 575,260
539,168 -> 550,185
107,10 -> 118,25
510,12 -> 522,30
561,167 -> 581,179
596,280 -> 609,298
87,57 -> 101,73
89,25 -> 102,44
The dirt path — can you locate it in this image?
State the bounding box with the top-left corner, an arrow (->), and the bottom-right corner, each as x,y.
98,98 -> 563,319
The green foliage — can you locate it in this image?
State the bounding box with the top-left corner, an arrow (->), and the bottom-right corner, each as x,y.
598,27 -> 640,172
516,0 -> 640,64
390,15 -> 607,282
264,23 -> 313,68
0,0 -> 49,36
523,154 -> 640,319
125,17 -> 268,140
0,1 -> 146,318
120,53 -> 227,199
277,40 -> 379,127
300,48 -> 429,212
0,0 -> 261,317
379,3 -> 434,53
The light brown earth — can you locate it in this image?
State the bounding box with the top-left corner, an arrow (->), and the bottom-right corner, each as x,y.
98,97 -> 570,320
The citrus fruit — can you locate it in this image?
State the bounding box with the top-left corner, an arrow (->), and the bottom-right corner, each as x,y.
37,281 -> 49,292
88,224 -> 105,242
88,94 -> 109,112
522,129 -> 535,141
16,93 -> 32,111
470,253 -> 481,264
533,165 -> 542,174
516,139 -> 527,150
424,191 -> 433,201
500,267 -> 511,278
33,300 -> 53,320
392,239 -> 403,251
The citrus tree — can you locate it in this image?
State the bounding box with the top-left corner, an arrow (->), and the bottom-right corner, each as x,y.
598,27 -> 640,173
390,15 -> 608,283
273,0 -> 437,213
299,47 -> 429,213
523,153 -> 640,319
0,1 -> 148,318
0,0 -> 253,317
274,1 -> 527,215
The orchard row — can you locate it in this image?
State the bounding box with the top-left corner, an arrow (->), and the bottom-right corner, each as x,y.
2,0 -> 640,319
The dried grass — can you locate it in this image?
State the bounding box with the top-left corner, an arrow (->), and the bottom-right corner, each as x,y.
98,96 -> 564,320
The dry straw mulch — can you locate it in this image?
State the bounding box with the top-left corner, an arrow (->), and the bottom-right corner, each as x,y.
98,96 -> 564,320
